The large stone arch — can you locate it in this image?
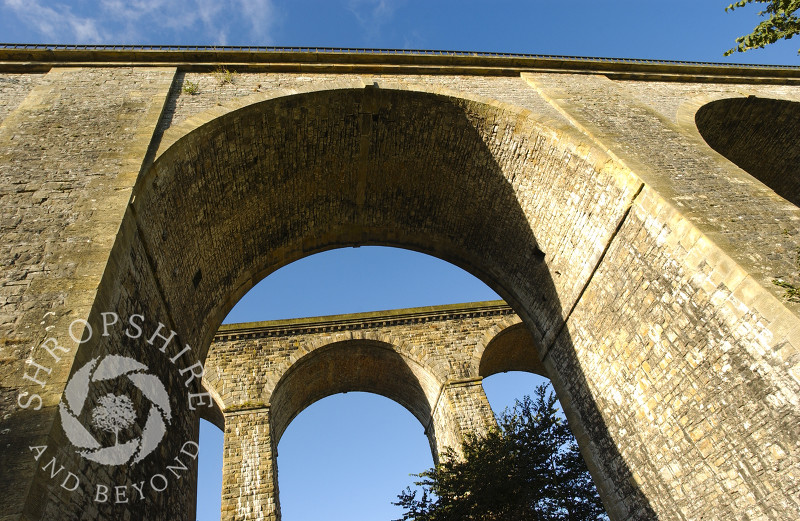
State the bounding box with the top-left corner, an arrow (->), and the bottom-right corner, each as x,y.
67,84 -> 643,520
12,76 -> 799,521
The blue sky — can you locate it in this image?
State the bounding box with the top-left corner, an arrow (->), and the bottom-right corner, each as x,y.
0,1 -> 799,63
2,1 -> 797,520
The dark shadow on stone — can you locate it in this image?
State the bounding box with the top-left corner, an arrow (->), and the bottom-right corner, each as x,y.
696,96 -> 800,207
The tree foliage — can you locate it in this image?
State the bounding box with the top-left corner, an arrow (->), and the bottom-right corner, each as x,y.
725,0 -> 800,55
395,384 -> 608,521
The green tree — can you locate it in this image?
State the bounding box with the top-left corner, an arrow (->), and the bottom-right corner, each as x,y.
395,384 -> 608,521
725,1 -> 800,55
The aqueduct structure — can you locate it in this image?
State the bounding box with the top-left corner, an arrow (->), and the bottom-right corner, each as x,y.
208,301 -> 537,520
0,47 -> 799,521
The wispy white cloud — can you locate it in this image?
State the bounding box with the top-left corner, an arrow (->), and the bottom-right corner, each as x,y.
237,0 -> 276,43
348,0 -> 395,25
1,0 -> 277,45
99,0 -> 168,21
194,0 -> 224,28
347,0 -> 403,42
70,17 -> 105,43
403,30 -> 425,51
4,0 -> 105,42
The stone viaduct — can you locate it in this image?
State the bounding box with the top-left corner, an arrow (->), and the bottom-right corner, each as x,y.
0,46 -> 799,521
207,300 -> 537,520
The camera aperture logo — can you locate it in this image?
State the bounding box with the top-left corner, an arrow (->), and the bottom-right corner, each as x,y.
17,312 -> 215,504
59,355 -> 172,466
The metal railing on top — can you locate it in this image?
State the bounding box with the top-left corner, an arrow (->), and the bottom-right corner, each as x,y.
0,43 -> 797,69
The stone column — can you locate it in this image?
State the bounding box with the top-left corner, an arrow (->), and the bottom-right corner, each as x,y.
428,377 -> 496,461
0,66 -> 178,521
222,407 -> 280,521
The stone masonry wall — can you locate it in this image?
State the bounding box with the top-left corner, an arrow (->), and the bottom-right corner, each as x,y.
0,57 -> 799,521
222,408 -> 279,521
206,302 -> 520,520
524,72 -> 800,520
525,73 -> 800,299
0,73 -> 44,124
546,185 -> 800,520
0,67 -> 176,521
156,72 -> 571,137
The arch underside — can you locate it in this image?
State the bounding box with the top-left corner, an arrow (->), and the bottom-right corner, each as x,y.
478,322 -> 547,378
135,87 -> 637,359
268,340 -> 445,453
66,84 -> 800,521
695,96 -> 800,207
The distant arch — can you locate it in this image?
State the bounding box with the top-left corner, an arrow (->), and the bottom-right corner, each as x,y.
269,339 -> 453,459
695,96 -> 800,207
477,322 -> 547,378
198,382 -> 226,431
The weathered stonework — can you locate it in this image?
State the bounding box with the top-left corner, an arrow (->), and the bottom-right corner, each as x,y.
0,48 -> 799,521
208,301 -> 517,520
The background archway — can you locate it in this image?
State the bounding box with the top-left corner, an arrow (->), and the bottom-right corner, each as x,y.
696,96 -> 800,207
197,246 -> 542,521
